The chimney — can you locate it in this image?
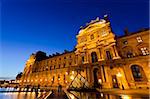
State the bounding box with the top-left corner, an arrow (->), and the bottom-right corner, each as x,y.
124,28 -> 129,35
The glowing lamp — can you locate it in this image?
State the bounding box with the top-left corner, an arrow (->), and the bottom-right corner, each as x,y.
117,72 -> 122,77
70,75 -> 74,80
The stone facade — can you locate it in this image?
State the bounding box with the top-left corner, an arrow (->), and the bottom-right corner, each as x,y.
20,16 -> 150,90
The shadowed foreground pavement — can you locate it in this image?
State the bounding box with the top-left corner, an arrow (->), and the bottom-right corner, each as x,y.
47,90 -> 69,99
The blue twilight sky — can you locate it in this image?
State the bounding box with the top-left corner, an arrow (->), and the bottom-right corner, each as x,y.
0,0 -> 149,78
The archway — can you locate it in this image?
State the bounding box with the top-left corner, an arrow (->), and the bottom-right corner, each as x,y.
131,65 -> 147,82
93,68 -> 99,88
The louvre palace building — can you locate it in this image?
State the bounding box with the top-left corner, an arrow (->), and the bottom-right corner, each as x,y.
19,15 -> 150,92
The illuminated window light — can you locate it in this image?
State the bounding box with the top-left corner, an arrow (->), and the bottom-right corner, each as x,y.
70,75 -> 74,80
72,71 -> 75,74
65,72 -> 68,75
98,79 -> 102,84
117,72 -> 122,77
121,95 -> 131,99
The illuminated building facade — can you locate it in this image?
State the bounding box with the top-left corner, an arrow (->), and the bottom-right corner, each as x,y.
20,15 -> 150,90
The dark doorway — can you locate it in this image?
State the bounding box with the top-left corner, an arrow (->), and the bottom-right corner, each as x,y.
112,75 -> 119,88
93,68 -> 99,88
106,51 -> 112,60
91,52 -> 98,63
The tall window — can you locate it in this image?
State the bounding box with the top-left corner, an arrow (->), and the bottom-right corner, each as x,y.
91,52 -> 98,63
136,36 -> 143,43
140,47 -> 149,55
106,51 -> 112,60
131,65 -> 143,81
82,56 -> 84,63
50,66 -> 52,70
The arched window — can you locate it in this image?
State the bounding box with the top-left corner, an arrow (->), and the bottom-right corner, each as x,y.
131,65 -> 145,81
91,52 -> 98,63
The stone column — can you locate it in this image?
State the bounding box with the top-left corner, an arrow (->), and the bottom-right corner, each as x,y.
112,45 -> 120,59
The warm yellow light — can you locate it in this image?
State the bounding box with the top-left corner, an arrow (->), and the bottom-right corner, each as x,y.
121,95 -> 131,99
40,79 -> 42,82
117,72 -> 122,77
65,72 -> 68,75
72,71 -> 75,74
58,78 -> 60,80
100,93 -> 103,97
69,94 -> 75,99
31,80 -> 33,82
70,75 -> 74,80
35,79 -> 37,82
24,80 -> 26,82
45,79 -> 47,81
65,81 -> 68,83
98,79 -> 102,84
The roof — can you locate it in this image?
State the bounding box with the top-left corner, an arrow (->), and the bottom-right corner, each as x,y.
117,28 -> 150,39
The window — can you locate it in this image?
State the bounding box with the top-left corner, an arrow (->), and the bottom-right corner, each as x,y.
136,36 -> 143,43
127,51 -> 133,58
123,40 -> 128,45
50,66 -> 52,70
131,65 -> 144,81
63,63 -> 66,68
90,34 -> 94,40
64,75 -> 66,81
82,56 -> 84,63
140,47 -> 149,55
91,52 -> 98,63
46,66 -> 48,71
58,65 -> 60,69
58,75 -> 60,79
106,51 -> 112,60
52,76 -> 54,83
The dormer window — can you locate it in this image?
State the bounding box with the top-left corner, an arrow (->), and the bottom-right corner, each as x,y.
140,47 -> 149,55
136,36 -> 143,43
